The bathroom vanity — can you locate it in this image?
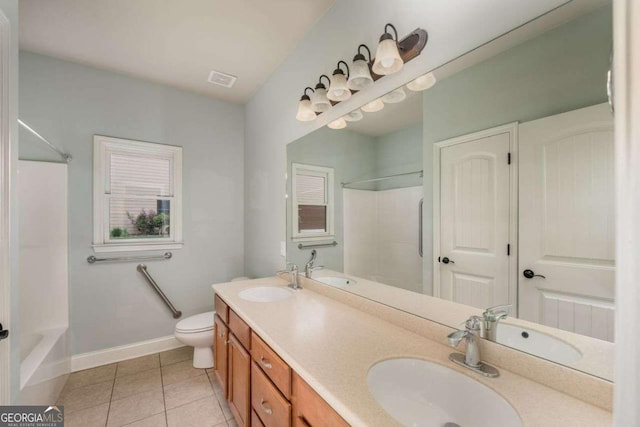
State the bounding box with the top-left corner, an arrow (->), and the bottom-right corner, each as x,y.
213,283 -> 348,427
213,277 -> 611,426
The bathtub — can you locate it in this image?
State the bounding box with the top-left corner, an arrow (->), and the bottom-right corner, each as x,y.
20,327 -> 70,405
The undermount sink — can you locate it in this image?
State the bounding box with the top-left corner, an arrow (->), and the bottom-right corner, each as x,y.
315,276 -> 357,287
238,286 -> 293,302
496,323 -> 582,364
367,358 -> 522,427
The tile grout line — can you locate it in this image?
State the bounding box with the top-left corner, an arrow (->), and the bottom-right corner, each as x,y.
159,354 -> 170,427
105,363 -> 118,427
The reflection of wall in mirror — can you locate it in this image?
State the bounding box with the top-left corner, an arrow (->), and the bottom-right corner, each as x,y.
344,186 -> 423,293
286,124 -> 423,272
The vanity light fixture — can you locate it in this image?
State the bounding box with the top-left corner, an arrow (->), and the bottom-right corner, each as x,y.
347,44 -> 374,91
344,109 -> 363,122
327,117 -> 347,129
381,87 -> 407,104
311,75 -> 332,113
361,97 -> 385,113
372,24 -> 404,76
407,72 -> 437,91
327,61 -> 352,102
296,87 -> 317,122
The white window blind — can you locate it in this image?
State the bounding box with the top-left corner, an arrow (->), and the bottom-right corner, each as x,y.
295,174 -> 326,205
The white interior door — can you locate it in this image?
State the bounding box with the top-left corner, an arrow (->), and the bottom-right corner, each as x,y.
518,103 -> 615,341
435,124 -> 516,310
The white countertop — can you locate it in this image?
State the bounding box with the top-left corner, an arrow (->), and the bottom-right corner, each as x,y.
213,277 -> 612,427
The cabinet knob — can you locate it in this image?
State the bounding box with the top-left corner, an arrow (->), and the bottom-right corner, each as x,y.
260,398 -> 273,415
259,355 -> 272,369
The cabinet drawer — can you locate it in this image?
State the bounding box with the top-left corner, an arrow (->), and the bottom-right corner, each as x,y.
252,362 -> 291,427
251,332 -> 291,399
214,294 -> 229,324
229,310 -> 251,349
292,373 -> 348,427
252,410 -> 265,427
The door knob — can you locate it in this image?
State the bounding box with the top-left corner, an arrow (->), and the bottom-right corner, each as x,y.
441,257 -> 455,264
523,269 -> 545,279
0,323 -> 8,341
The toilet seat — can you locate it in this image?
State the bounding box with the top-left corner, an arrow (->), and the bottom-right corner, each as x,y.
175,311 -> 214,334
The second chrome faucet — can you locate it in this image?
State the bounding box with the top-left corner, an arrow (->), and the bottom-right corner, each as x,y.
446,306 -> 511,378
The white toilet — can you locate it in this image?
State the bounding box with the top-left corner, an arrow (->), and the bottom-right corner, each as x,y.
175,277 -> 250,368
174,311 -> 215,368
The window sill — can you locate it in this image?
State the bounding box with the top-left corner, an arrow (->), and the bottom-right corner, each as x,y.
92,242 -> 184,253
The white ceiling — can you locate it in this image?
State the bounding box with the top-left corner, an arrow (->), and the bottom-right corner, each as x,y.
19,0 -> 335,104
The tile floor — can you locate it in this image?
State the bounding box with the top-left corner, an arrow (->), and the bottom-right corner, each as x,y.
58,346 -> 238,427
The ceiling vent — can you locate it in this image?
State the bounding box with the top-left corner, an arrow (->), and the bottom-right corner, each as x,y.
207,70 -> 237,88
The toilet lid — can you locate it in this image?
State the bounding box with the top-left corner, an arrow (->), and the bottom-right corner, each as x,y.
175,311 -> 215,333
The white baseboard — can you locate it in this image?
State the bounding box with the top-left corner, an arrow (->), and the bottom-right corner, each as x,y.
71,335 -> 184,372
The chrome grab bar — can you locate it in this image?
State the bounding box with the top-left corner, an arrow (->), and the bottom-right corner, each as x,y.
137,264 -> 182,319
88,252 -> 172,264
297,241 -> 337,249
418,198 -> 424,258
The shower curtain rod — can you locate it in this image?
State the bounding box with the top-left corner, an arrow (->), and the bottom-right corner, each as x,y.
18,119 -> 72,163
341,170 -> 423,188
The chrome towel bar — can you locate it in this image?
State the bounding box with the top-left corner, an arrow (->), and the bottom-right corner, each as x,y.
137,264 -> 182,319
87,252 -> 172,264
297,241 -> 338,249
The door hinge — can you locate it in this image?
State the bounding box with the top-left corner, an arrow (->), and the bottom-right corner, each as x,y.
508,152 -> 512,165
507,244 -> 511,256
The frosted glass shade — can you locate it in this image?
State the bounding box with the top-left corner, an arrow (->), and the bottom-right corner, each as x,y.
344,109 -> 363,122
327,72 -> 351,102
347,59 -> 374,91
372,38 -> 403,75
296,98 -> 316,122
327,117 -> 347,129
407,72 -> 437,91
311,87 -> 331,113
381,87 -> 406,104
361,98 -> 385,113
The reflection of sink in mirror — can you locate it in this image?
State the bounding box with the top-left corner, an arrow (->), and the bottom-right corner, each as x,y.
238,286 -> 292,302
367,358 -> 522,427
496,323 -> 582,364
315,276 -> 357,287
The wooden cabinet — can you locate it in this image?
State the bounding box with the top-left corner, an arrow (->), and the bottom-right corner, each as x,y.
251,362 -> 291,427
292,373 -> 349,427
215,294 -> 229,323
251,411 -> 265,427
213,295 -> 348,427
251,332 -> 292,399
228,334 -> 251,427
213,314 -> 229,398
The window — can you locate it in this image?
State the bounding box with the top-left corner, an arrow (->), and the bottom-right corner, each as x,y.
93,135 -> 183,252
291,163 -> 334,240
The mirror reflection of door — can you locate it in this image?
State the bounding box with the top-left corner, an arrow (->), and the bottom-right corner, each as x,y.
434,125 -> 516,311
518,103 -> 615,341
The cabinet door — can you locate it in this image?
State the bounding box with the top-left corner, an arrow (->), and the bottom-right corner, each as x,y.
228,334 -> 251,427
292,373 -> 348,427
214,315 -> 229,398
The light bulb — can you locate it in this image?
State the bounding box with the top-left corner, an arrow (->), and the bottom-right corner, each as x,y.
328,117 -> 347,129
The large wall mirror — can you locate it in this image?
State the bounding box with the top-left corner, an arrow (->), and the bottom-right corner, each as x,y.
286,2 -> 613,380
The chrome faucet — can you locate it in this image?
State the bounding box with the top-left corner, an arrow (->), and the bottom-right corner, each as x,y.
447,315 -> 499,378
482,304 -> 511,342
278,263 -> 301,290
304,250 -> 324,278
